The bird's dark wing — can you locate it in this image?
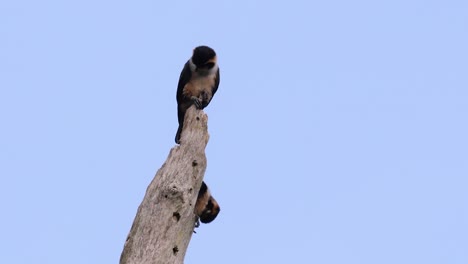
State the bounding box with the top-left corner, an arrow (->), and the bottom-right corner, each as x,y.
176,61 -> 192,103
212,67 -> 220,97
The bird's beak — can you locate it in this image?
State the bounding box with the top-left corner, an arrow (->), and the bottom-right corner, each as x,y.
206,57 -> 217,64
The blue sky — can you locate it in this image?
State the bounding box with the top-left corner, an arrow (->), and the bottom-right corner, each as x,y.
1,0 -> 467,263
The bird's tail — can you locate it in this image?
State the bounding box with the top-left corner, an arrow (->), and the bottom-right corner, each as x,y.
175,125 -> 182,144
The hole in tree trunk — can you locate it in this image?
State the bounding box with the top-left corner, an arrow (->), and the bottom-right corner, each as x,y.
172,212 -> 181,222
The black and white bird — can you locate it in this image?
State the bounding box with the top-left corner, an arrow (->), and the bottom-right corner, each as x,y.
175,46 -> 220,144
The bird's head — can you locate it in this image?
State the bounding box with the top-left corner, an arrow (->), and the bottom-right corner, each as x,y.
191,46 -> 217,70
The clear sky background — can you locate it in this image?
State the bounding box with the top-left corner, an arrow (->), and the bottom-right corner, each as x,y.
1,1 -> 467,263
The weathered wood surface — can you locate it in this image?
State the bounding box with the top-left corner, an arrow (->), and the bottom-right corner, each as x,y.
120,106 -> 209,264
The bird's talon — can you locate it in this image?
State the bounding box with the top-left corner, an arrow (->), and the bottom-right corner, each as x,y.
191,97 -> 202,109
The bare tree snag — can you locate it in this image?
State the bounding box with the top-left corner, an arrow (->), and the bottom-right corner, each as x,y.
120,106 -> 209,264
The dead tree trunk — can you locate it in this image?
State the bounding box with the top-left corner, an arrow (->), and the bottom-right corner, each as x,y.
120,106 -> 210,264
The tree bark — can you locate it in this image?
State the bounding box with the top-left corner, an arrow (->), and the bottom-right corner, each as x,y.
120,106 -> 210,264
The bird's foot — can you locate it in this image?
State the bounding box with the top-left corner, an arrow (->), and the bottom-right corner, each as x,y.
193,217 -> 200,233
190,96 -> 203,109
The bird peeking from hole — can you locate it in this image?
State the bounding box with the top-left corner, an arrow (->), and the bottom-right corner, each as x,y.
194,181 -> 220,229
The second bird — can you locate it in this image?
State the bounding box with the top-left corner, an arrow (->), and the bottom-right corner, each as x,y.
175,46 -> 220,144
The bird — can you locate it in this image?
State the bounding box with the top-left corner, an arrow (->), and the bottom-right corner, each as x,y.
194,181 -> 220,226
175,46 -> 220,144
